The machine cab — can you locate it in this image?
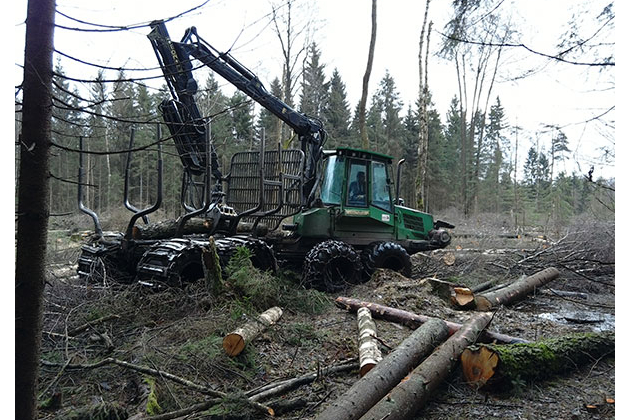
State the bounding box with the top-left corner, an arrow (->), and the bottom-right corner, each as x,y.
320,148 -> 394,213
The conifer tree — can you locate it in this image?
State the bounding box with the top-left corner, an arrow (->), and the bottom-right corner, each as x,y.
323,68 -> 351,148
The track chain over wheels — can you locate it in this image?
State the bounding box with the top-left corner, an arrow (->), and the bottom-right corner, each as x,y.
302,240 -> 364,292
362,241 -> 412,278
215,236 -> 278,275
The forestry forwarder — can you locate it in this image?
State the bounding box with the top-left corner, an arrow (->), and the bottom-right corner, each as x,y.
77,20 -> 453,292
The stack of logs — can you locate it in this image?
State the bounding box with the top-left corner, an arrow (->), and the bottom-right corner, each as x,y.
315,267 -> 614,420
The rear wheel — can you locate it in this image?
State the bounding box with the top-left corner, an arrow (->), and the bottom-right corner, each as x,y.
302,240 -> 363,292
362,242 -> 412,278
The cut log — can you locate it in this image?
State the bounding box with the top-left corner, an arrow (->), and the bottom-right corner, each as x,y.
132,217 -> 213,240
315,318 -> 449,420
470,278 -> 501,293
357,307 -> 383,376
474,267 -> 560,310
451,286 -> 475,308
335,297 -> 527,344
223,307 -> 283,357
461,331 -> 614,390
359,312 -> 493,420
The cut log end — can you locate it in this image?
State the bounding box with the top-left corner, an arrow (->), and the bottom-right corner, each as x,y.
461,346 -> 500,389
359,362 -> 377,377
451,287 -> 475,308
222,334 -> 246,357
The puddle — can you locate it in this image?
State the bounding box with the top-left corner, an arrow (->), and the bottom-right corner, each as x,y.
538,310 -> 615,332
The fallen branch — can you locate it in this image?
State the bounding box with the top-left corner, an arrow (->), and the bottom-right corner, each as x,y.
316,319 -> 449,420
335,297 -> 527,344
461,331 -> 615,390
247,361 -> 358,402
40,357 -> 274,416
360,312 -> 493,420
67,314 -> 120,336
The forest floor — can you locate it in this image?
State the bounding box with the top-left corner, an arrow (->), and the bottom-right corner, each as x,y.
38,215 -> 615,420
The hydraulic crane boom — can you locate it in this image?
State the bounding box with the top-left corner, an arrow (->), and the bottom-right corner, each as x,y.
148,20 -> 326,206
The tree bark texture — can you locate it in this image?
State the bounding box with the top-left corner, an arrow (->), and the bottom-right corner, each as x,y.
16,1 -> 56,418
357,307 -> 383,376
461,331 -> 614,390
359,0 -> 377,149
202,237 -> 223,294
359,312 -> 493,420
223,307 -> 283,356
474,267 -> 560,310
132,217 -> 213,240
316,318 -> 448,420
335,297 -> 527,344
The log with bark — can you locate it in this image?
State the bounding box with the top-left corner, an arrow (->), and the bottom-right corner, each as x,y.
132,217 -> 214,240
223,307 -> 283,356
315,318 -> 449,420
473,267 -> 560,310
335,297 -> 527,344
461,331 -> 614,390
359,312 -> 493,420
357,307 -> 383,376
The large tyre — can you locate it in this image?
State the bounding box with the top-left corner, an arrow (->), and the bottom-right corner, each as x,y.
362,242 -> 412,277
302,240 -> 363,292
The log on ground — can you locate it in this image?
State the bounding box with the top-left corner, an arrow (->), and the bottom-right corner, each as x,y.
223,307 -> 283,356
461,331 -> 614,390
315,318 -> 449,420
359,312 -> 493,420
474,267 -> 560,310
357,307 -> 383,377
335,296 -> 527,344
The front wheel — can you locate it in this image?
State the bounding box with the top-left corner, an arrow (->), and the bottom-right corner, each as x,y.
362,242 -> 412,278
302,240 -> 363,292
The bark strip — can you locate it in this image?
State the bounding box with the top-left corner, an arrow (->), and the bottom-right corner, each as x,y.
357,307 -> 383,376
359,312 -> 493,420
316,318 -> 449,420
335,297 -> 527,344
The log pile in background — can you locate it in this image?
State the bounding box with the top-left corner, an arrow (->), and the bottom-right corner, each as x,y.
223,307 -> 283,356
461,331 -> 615,390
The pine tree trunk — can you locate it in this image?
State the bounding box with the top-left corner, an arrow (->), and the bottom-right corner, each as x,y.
316,318 -> 448,420
359,312 -> 493,420
461,331 -> 614,390
474,267 -> 559,311
16,0 -> 56,418
359,0 -> 377,150
415,0 -> 431,211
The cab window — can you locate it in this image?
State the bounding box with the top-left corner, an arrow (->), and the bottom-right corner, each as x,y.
347,160 -> 368,207
371,161 -> 392,212
320,155 -> 344,205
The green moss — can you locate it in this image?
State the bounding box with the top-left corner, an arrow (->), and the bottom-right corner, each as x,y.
144,377 -> 162,416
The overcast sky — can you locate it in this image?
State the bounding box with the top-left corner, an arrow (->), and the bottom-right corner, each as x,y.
14,0 -> 616,179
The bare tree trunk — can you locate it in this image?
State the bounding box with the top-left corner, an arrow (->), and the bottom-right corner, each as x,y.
415,0 -> 431,211
16,0 -> 56,418
359,0 -> 377,150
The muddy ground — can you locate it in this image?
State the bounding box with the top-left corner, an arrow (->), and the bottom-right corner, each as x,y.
38,218 -> 615,419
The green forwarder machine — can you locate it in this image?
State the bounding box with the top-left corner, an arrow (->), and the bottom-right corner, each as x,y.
77,20 -> 453,292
